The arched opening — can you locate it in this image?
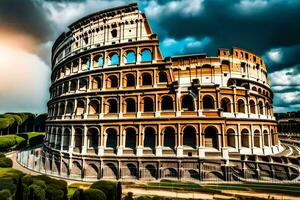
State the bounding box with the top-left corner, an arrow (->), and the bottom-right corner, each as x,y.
238,99 -> 245,113
91,76 -> 102,89
125,128 -> 136,149
144,127 -> 155,149
141,49 -> 152,62
82,58 -> 90,70
265,103 -> 270,115
250,100 -> 256,114
59,103 -> 65,116
258,88 -> 262,94
161,96 -> 173,111
95,55 -> 104,67
109,53 -> 119,65
159,71 -> 168,83
126,163 -> 137,177
126,98 -> 136,113
89,100 -> 99,114
204,126 -> 218,149
181,95 -> 195,111
252,86 -> 257,91
163,127 -> 175,149
63,128 -> 70,150
106,128 -> 117,148
241,129 -> 250,148
74,128 -> 83,152
63,83 -> 69,94
143,97 -> 154,112
125,51 -> 136,64
108,99 -> 118,113
183,126 -> 196,148
145,165 -> 156,178
79,79 -> 88,91
87,128 -> 98,148
126,74 -> 135,87
56,129 -> 62,149
107,75 -> 118,88
263,130 -> 269,146
66,102 -> 73,114
254,130 -> 260,147
227,129 -> 236,148
221,98 -> 231,112
258,101 -> 264,115
271,130 -> 276,146
203,95 -> 214,109
104,163 -> 118,178
142,73 -> 152,86
70,80 -> 77,92
165,168 -> 177,178
76,100 -> 85,115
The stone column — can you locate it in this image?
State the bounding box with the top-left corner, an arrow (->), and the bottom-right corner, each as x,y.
82,125 -> 88,154
69,126 -> 75,153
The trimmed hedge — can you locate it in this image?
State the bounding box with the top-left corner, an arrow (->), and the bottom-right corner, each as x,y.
18,132 -> 45,148
0,157 -> 12,168
0,135 -> 26,151
84,188 -> 106,200
91,180 -> 121,200
0,189 -> 10,200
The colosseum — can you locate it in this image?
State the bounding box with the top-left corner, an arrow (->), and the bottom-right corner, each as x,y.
18,3 -> 300,182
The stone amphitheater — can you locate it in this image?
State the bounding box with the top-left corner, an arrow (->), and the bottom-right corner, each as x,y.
18,3 -> 300,182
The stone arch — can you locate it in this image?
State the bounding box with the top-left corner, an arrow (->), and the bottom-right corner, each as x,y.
237,99 -> 246,113
143,97 -> 154,112
241,129 -> 250,147
106,128 -> 117,148
181,95 -> 195,111
265,102 -> 270,115
86,163 -> 98,177
66,101 -> 74,114
59,102 -> 65,116
161,95 -> 174,111
79,78 -> 88,91
249,100 -> 256,114
108,52 -> 119,65
63,128 -> 70,150
183,126 -> 196,148
204,126 -> 218,149
61,160 -> 69,175
107,98 -> 118,113
87,127 -> 99,149
254,129 -> 261,147
144,164 -> 156,179
263,130 -> 269,146
164,168 -> 178,179
74,128 -> 83,153
70,80 -> 77,92
187,169 -> 199,180
76,100 -> 85,115
71,161 -> 82,177
221,97 -> 231,112
163,127 -> 176,149
107,75 -> 118,88
252,86 -> 257,91
89,99 -> 99,114
158,71 -> 168,83
125,50 -> 136,64
258,101 -> 264,115
141,48 -> 152,62
126,163 -> 138,178
203,95 -> 215,109
56,128 -> 62,149
125,127 -> 136,149
226,128 -> 236,148
126,73 -> 135,87
93,54 -> 104,67
144,127 -> 156,149
104,163 -> 118,179
125,98 -> 136,113
142,72 -> 152,86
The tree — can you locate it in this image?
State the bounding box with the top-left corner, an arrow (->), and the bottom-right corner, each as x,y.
14,176 -> 24,200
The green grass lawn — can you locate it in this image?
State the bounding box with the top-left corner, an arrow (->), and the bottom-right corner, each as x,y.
20,132 -> 45,139
0,168 -> 23,178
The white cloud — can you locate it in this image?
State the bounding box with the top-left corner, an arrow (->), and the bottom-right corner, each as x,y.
162,38 -> 177,47
145,0 -> 203,19
0,45 -> 50,113
269,64 -> 300,86
236,0 -> 268,13
267,48 -> 282,63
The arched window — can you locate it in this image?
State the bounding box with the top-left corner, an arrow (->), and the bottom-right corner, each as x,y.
204,126 -> 218,149
97,56 -> 104,67
74,128 -> 83,152
227,129 -> 235,148
89,100 -> 99,114
258,88 -> 262,94
237,99 -> 245,113
70,80 -> 77,92
142,73 -> 152,86
183,126 -> 196,148
141,49 -> 152,62
79,79 -> 88,91
164,127 -> 175,149
109,53 -> 119,65
66,102 -> 74,114
87,128 -> 98,148
144,127 -> 155,149
108,99 -> 118,113
82,58 -> 90,70
161,96 -> 173,111
143,97 -> 154,112
203,95 -> 214,109
250,100 -> 256,114
63,83 -> 69,94
76,100 -> 85,115
59,103 -> 65,116
258,101 -> 264,115
241,129 -> 249,147
126,74 -> 135,87
221,98 -> 231,112
92,76 -> 102,89
181,95 -> 195,111
125,128 -> 136,149
107,75 -> 118,88
252,86 -> 257,91
63,129 -> 70,150
263,130 -> 269,146
254,130 -> 260,147
126,98 -> 136,113
125,51 -> 136,64
106,128 -> 117,148
159,71 -> 168,83
265,103 -> 270,115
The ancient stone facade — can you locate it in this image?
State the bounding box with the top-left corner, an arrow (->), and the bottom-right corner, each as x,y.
29,3 -> 289,181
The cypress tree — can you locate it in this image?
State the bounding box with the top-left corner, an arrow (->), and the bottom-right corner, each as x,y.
14,176 -> 24,200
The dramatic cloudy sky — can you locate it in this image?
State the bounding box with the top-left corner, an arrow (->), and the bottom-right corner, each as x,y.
0,0 -> 299,113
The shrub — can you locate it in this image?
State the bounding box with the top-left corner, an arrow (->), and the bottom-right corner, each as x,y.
0,189 -> 10,200
70,189 -> 84,200
0,178 -> 15,196
0,154 -> 5,158
123,192 -> 133,200
84,188 -> 106,200
91,180 -> 119,200
29,184 -> 45,200
0,135 -> 26,151
0,157 -> 13,168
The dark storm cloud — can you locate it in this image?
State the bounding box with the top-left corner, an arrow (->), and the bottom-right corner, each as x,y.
0,0 -> 54,43
146,0 -> 300,62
